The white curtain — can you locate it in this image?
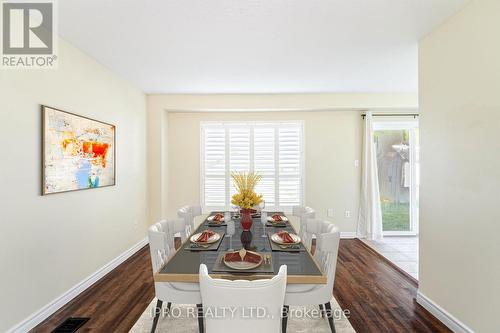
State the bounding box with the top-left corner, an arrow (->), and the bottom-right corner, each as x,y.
357,112 -> 383,240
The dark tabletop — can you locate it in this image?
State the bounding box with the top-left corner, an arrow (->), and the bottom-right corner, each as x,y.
156,212 -> 324,283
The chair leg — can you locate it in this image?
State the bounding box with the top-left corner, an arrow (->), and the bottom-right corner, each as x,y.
323,302 -> 336,333
282,305 -> 289,333
319,303 -> 325,317
197,303 -> 204,333
151,299 -> 163,333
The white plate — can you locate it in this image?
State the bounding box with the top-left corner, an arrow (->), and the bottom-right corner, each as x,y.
190,232 -> 221,244
223,250 -> 263,270
267,215 -> 289,223
270,233 -> 301,245
207,215 -> 224,222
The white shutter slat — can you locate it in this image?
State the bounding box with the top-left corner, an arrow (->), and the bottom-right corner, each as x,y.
278,126 -> 302,208
255,178 -> 275,207
203,127 -> 226,208
229,128 -> 250,201
229,128 -> 250,172
254,127 -> 276,206
205,178 -> 226,207
254,128 -> 275,175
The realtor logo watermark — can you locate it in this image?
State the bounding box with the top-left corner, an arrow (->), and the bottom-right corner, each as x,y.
1,0 -> 57,68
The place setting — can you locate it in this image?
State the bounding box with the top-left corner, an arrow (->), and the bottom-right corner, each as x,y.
184,229 -> 225,251
266,212 -> 288,227
212,248 -> 275,274
205,212 -> 229,227
268,230 -> 304,252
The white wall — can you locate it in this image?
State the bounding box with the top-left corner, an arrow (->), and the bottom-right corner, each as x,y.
419,0 -> 500,331
166,111 -> 362,232
0,39 -> 147,332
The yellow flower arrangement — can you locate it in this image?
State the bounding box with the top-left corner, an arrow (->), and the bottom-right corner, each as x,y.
230,171 -> 263,209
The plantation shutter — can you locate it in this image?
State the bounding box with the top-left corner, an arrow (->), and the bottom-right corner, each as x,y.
253,126 -> 276,207
229,126 -> 251,200
202,126 -> 226,209
278,125 -> 302,207
201,121 -> 303,212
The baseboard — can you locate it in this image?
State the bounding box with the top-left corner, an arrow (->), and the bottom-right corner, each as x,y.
340,232 -> 356,239
7,237 -> 148,333
416,291 -> 474,333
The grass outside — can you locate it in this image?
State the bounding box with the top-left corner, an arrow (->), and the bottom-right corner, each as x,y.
382,202 -> 410,231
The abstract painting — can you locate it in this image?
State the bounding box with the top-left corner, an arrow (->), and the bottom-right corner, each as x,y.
42,106 -> 115,195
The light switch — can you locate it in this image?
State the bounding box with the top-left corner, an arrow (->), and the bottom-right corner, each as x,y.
345,210 -> 351,218
327,208 -> 335,217
354,160 -> 360,168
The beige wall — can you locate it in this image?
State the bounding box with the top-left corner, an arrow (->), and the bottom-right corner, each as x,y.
147,93 -> 418,112
0,39 -> 147,332
166,111 -> 363,232
147,99 -> 169,223
147,93 -> 418,226
419,0 -> 500,331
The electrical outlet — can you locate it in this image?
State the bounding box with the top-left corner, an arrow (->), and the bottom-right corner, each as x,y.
345,210 -> 351,218
327,208 -> 335,217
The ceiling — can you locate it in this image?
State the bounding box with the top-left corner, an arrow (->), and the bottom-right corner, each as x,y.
59,0 -> 468,94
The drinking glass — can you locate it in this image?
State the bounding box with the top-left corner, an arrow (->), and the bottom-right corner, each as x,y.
226,220 -> 235,251
260,211 -> 268,238
227,220 -> 235,236
231,204 -> 239,217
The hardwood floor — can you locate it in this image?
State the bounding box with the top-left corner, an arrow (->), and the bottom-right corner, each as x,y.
333,239 -> 450,333
32,246 -> 155,333
33,239 -> 450,333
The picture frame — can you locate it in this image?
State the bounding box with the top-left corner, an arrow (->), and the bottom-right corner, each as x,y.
42,105 -> 116,195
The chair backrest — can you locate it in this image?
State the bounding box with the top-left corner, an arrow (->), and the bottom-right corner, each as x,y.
177,205 -> 202,234
305,218 -> 334,237
292,206 -> 304,217
303,206 -> 315,218
167,217 -> 190,244
292,206 -> 316,245
148,220 -> 173,273
190,205 -> 202,217
313,222 -> 340,292
199,264 -> 287,333
148,218 -> 190,273
300,218 -> 319,251
292,206 -> 316,218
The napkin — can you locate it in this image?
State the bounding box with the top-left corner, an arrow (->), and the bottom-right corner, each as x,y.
212,213 -> 224,222
196,230 -> 215,242
271,214 -> 283,222
277,231 -> 295,243
224,251 -> 261,263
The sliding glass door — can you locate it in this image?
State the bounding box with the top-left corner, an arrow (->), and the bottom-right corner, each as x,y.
374,120 -> 419,235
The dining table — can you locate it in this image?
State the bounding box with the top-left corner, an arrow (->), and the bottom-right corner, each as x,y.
154,211 -> 326,284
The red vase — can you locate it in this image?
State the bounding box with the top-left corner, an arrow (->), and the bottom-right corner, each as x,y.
240,209 -> 253,231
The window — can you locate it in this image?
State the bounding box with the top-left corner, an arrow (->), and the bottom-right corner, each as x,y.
201,121 -> 304,212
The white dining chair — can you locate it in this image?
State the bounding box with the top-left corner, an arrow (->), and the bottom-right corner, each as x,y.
177,205 -> 203,236
301,218 -> 335,252
199,264 -> 287,333
292,206 -> 316,250
283,221 -> 340,333
166,217 -> 191,246
148,220 -> 203,333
